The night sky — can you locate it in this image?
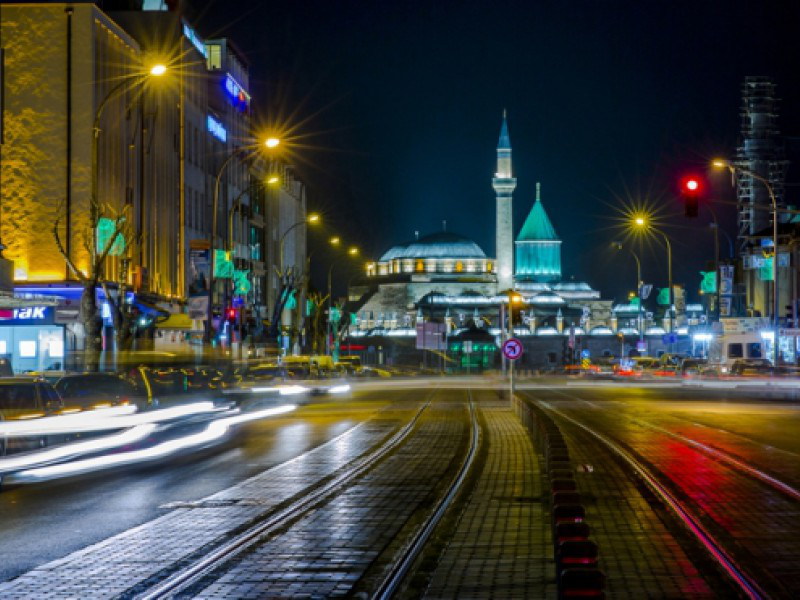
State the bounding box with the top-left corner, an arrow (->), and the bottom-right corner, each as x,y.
190,0 -> 800,301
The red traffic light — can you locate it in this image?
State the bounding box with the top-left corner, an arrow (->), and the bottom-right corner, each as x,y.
226,307 -> 237,320
680,175 -> 702,218
681,175 -> 702,194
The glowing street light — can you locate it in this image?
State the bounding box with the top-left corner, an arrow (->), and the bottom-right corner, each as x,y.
149,63 -> 168,76
330,236 -> 341,247
630,214 -> 674,337
266,175 -> 280,185
307,213 -> 321,224
348,246 -> 359,256
265,137 -> 280,149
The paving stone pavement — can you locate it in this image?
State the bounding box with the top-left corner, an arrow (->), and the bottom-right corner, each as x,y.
0,408 -> 415,599
529,400 -> 722,599
424,399 -> 555,599
190,401 -> 469,599
558,402 -> 800,598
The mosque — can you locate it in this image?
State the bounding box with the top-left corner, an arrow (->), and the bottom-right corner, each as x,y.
347,113 -> 623,366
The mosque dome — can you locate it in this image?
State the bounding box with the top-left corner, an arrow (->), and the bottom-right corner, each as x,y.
379,232 -> 487,261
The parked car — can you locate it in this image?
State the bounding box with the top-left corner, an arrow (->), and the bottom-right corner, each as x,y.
679,358 -> 708,378
0,377 -> 65,455
730,358 -> 773,377
54,373 -> 143,411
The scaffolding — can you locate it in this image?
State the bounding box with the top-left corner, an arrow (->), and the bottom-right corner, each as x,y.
735,76 -> 789,250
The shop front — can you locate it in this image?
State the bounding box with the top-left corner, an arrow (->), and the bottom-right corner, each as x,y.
0,306 -> 65,373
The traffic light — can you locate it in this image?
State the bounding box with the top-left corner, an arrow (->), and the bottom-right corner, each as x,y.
226,307 -> 238,321
681,176 -> 701,218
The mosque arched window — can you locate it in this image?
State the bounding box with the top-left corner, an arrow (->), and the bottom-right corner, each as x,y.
455,261 -> 463,273
486,261 -> 493,273
416,260 -> 424,272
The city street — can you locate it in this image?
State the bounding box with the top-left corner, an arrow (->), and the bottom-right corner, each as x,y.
1,381 -> 798,598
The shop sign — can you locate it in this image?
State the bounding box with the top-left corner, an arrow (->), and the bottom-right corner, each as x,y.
1,306 -> 55,325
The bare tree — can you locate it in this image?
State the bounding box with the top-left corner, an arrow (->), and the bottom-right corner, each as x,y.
53,201 -> 133,371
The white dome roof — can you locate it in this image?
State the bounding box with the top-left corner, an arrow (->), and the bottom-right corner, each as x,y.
379,232 -> 487,261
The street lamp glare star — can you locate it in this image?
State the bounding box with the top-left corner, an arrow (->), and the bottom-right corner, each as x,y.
265,137 -> 280,148
330,236 -> 341,246
266,175 -> 280,185
307,213 -> 321,224
348,246 -> 359,256
712,158 -> 730,169
634,216 -> 646,226
149,64 -> 167,76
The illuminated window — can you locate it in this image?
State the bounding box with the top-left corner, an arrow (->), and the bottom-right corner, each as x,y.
19,341 -> 37,358
487,261 -> 493,272
206,44 -> 222,70
455,261 -> 463,273
49,340 -> 64,358
416,260 -> 424,272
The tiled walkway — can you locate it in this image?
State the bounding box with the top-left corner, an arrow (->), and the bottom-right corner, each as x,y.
424,399 -> 554,599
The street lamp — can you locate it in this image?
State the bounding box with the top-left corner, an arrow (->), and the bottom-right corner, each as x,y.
279,213 -> 321,277
613,241 -> 644,344
326,241 -> 360,356
92,62 -> 168,214
204,138 -> 280,343
265,137 -> 280,149
713,158 -> 781,364
632,215 -> 674,336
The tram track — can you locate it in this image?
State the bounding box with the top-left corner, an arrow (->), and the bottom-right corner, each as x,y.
133,394 -> 435,600
530,396 -> 775,600
371,390 -> 479,600
552,389 -> 800,503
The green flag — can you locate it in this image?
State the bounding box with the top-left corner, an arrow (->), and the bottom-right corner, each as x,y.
657,288 -> 670,306
700,271 -> 717,293
284,289 -> 297,310
214,250 -> 234,278
233,269 -> 250,295
97,217 -> 125,256
759,257 -> 773,281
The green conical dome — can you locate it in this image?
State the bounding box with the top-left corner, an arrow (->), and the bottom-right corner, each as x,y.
517,183 -> 559,241
515,183 -> 562,283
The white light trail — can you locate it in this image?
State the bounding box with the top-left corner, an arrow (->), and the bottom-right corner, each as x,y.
0,402 -> 221,438
0,425 -> 156,474
11,404 -> 297,483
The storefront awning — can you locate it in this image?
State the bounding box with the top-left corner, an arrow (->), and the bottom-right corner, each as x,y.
156,313 -> 196,330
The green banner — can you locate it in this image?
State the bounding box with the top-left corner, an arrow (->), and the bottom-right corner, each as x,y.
759,257 -> 773,282
700,271 -> 717,294
97,217 -> 125,256
233,269 -> 250,295
657,287 -> 670,306
214,249 -> 234,278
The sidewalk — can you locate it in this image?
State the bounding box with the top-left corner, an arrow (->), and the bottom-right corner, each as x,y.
424,399 -> 555,599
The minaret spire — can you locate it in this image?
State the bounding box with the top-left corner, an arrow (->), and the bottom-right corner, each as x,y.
492,110 -> 517,291
536,182 -> 541,201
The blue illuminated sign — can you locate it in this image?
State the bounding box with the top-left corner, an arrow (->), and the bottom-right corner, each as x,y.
223,74 -> 250,110
183,23 -> 207,58
207,115 -> 227,143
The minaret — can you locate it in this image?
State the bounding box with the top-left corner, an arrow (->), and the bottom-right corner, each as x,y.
493,110 -> 516,291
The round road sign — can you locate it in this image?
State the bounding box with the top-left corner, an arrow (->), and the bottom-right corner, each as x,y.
502,338 -> 523,361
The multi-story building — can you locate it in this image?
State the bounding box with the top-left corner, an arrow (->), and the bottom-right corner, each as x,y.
0,3 -> 147,369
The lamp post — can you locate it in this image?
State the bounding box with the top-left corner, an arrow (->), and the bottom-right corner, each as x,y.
613,242 -> 644,344
204,138 -> 280,343
633,216 -> 673,337
279,213 -> 320,277
713,158 -> 781,364
92,64 -> 167,214
327,245 -> 360,358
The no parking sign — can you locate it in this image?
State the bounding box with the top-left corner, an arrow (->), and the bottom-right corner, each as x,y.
502,338 -> 523,361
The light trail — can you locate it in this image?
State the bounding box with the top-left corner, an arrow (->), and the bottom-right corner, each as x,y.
0,425 -> 156,474
9,404 -> 297,483
0,402 -> 222,437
